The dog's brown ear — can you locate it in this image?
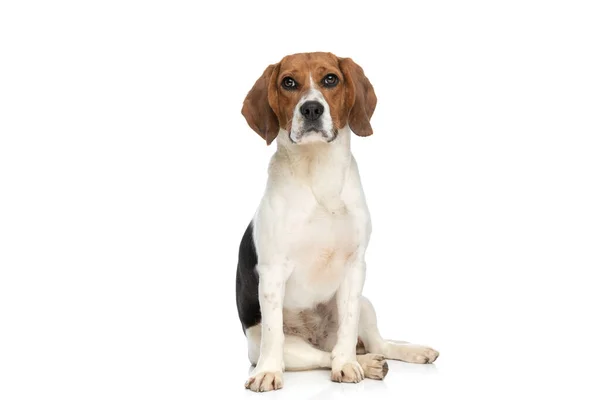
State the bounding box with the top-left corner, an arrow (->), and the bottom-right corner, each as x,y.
241,63 -> 281,145
339,58 -> 377,137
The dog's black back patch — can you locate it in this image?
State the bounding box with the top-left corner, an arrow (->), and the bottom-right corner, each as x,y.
236,221 -> 261,332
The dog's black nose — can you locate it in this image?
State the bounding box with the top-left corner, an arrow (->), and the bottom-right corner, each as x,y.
300,101 -> 324,121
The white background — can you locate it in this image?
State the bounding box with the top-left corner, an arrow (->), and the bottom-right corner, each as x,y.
1,1 -> 599,399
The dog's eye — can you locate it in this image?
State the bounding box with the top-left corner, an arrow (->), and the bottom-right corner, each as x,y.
282,77 -> 297,90
322,74 -> 339,88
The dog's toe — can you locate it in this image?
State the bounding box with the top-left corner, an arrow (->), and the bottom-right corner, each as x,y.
358,353 -> 389,380
331,361 -> 364,383
245,371 -> 283,392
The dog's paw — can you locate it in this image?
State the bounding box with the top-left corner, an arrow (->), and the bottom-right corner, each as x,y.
244,370 -> 283,392
331,360 -> 365,383
397,344 -> 439,364
357,353 -> 389,380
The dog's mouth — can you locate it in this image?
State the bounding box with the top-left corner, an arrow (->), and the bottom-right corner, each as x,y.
290,127 -> 338,144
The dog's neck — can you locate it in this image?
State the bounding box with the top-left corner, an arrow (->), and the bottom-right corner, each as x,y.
273,127 -> 352,213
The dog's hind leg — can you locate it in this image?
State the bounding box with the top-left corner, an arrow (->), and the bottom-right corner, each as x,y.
246,324 -> 388,379
246,324 -> 329,371
283,334 -> 331,371
358,296 -> 440,364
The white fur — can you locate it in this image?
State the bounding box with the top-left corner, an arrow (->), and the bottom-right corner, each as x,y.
244,80 -> 438,392
248,106 -> 371,381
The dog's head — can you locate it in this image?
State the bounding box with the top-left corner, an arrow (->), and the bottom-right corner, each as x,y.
241,52 -> 377,145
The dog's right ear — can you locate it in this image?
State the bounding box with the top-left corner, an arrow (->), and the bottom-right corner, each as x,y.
241,63 -> 281,145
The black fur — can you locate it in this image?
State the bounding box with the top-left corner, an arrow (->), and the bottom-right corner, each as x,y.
235,221 -> 261,332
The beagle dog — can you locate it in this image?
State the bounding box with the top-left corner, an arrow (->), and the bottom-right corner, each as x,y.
236,52 -> 439,392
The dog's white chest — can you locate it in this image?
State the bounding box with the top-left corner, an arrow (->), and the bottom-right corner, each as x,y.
283,205 -> 359,309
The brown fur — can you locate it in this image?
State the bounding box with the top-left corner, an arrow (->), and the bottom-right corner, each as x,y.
282,299 -> 338,351
281,298 -> 368,355
241,52 -> 377,144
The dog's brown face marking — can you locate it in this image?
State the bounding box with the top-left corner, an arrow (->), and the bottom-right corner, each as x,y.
273,52 -> 348,132
242,52 -> 377,145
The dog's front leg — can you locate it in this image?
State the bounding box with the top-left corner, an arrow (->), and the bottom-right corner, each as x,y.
331,255 -> 366,383
245,261 -> 290,392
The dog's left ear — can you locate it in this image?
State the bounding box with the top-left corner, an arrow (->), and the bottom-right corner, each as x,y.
339,58 -> 377,137
241,63 -> 281,145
